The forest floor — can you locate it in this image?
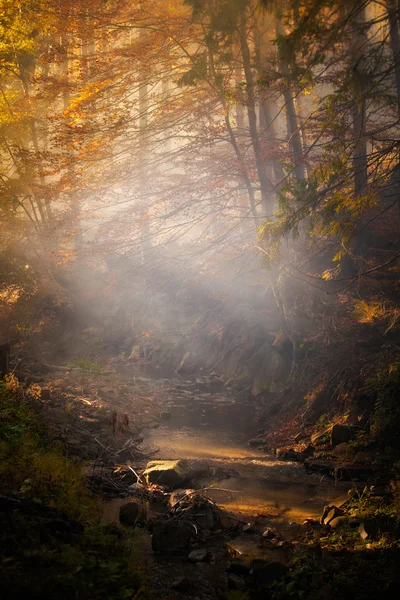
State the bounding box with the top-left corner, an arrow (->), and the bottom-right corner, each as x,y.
1,355 -> 400,599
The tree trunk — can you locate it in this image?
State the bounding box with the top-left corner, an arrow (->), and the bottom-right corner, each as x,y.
138,28 -> 151,263
353,6 -> 369,256
239,9 -> 273,215
275,18 -> 305,182
235,59 -> 257,232
387,0 -> 400,118
252,17 -> 285,196
207,40 -> 260,225
352,6 -> 368,198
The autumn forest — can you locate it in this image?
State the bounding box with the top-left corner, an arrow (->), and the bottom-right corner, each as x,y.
1,1 -> 400,599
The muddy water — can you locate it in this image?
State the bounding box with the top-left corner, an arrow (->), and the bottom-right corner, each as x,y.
142,423 -> 350,524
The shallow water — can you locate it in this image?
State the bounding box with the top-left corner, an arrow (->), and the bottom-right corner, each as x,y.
102,372 -> 351,524
143,423 -> 350,523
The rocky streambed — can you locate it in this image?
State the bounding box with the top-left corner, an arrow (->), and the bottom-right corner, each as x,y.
98,375 -> 357,599
17,359 -> 390,599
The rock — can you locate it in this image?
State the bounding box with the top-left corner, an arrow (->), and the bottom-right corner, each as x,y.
151,522 -> 191,553
369,484 -> 388,497
119,501 -> 142,526
330,516 -> 360,529
144,459 -> 193,488
243,523 -> 255,533
188,459 -> 211,478
227,537 -> 260,557
332,443 -> 356,459
358,520 -> 379,540
198,505 -> 217,529
347,488 -> 360,499
303,459 -> 335,476
331,424 -> 356,447
171,576 -> 192,592
334,464 -> 373,481
321,505 -> 345,526
247,438 -> 266,447
227,561 -> 251,577
228,574 -> 246,590
277,448 -> 306,462
219,513 -> 239,529
353,451 -> 375,464
251,559 -> 289,586
188,548 -> 208,562
168,489 -> 196,507
302,391 -> 330,425
262,528 -> 277,539
303,518 -> 323,529
305,459 -> 373,480
303,445 -> 315,456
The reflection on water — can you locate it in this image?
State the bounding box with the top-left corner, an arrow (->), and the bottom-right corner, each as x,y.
145,427 -> 263,460
143,424 -> 351,522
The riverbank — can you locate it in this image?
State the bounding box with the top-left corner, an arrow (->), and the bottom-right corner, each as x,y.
1,364 -> 400,600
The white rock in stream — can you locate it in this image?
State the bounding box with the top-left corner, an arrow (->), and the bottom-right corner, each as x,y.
143,459 -> 193,488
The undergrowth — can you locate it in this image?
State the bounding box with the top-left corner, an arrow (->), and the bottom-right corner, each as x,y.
366,362 -> 400,446
0,375 -> 145,599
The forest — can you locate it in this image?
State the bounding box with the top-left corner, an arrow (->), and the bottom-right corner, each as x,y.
1,0 -> 400,598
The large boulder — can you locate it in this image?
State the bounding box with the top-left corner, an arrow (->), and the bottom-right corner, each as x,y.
143,459 -> 193,488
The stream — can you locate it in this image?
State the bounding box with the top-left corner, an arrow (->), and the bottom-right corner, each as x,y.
143,425 -> 350,523
115,374 -> 351,524
101,373 -> 353,599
